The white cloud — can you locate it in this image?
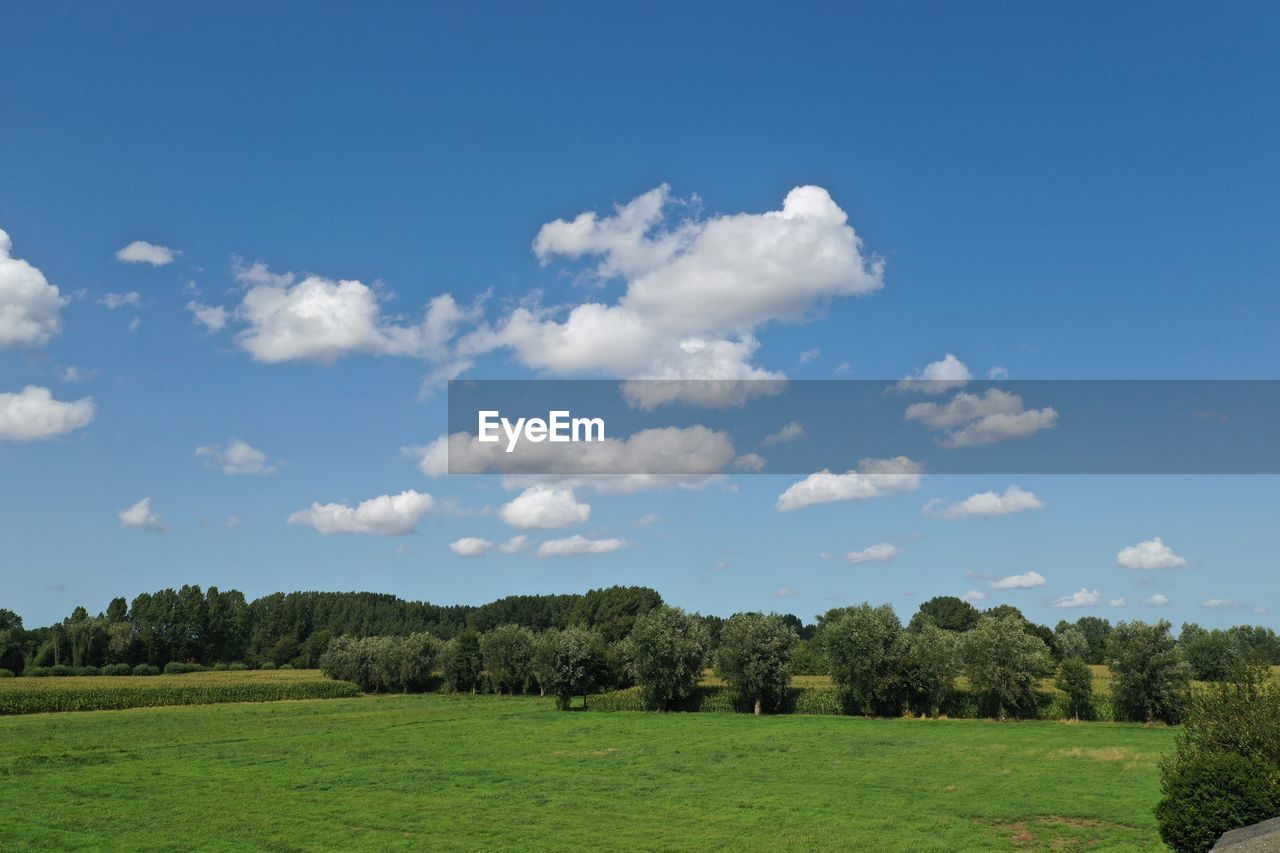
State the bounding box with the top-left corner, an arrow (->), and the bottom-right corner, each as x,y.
898,354 -> 972,394
128,317 -> 141,334
798,348 -> 820,365
449,537 -> 493,557
635,513 -> 661,528
460,185 -> 883,405
195,439 -> 279,476
118,497 -> 165,532
498,534 -> 529,554
1052,588 -> 1100,608
776,456 -> 923,512
1117,537 -> 1188,570
187,301 -> 229,332
1109,598 -> 1127,607
60,366 -> 95,383
989,571 -> 1047,590
234,266 -> 469,365
288,490 -> 434,536
924,485 -> 1044,520
537,535 -> 626,558
116,240 -> 177,266
761,420 -> 804,446
98,292 -> 141,310
905,388 -> 1057,447
986,366 -> 1010,380
960,589 -> 987,603
0,228 -> 66,348
772,587 -> 798,598
832,542 -> 902,565
0,385 -> 95,441
732,452 -> 766,473
499,485 -> 590,530
1201,598 -> 1244,610
1144,594 -> 1170,607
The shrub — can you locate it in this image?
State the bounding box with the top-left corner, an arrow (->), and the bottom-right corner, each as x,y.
132,664 -> 161,676
48,665 -> 71,677
625,607 -> 709,712
0,668 -> 13,678
228,662 -> 249,671
1156,753 -> 1279,852
260,662 -> 277,670
71,666 -> 100,676
279,663 -> 293,670
102,663 -> 132,676
163,662 -> 205,675
25,666 -> 49,677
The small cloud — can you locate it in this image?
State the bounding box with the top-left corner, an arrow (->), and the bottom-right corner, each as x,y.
1144,594 -> 1170,607
60,366 -> 96,383
288,490 -> 435,536
186,301 -> 229,332
826,542 -> 902,565
116,240 -> 177,266
772,587 -> 798,598
1052,588 -> 1100,609
986,366 -> 1010,380
537,535 -> 626,558
119,497 -> 165,532
498,534 -> 529,554
834,362 -> 853,376
128,317 -> 141,334
989,571 -> 1046,590
712,560 -> 731,570
195,439 -> 279,476
1117,537 -> 1187,570
777,456 -> 923,512
1108,597 -> 1127,607
226,514 -> 243,529
635,513 -> 660,528
924,486 -> 1044,520
960,589 -> 987,603
500,485 -> 590,530
732,453 -> 766,472
761,421 -> 804,446
798,348 -> 820,365
897,354 -> 972,394
449,537 -> 493,557
1202,598 -> 1250,611
98,292 -> 141,310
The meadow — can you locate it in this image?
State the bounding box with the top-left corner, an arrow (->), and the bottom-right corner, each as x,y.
0,691 -> 1175,850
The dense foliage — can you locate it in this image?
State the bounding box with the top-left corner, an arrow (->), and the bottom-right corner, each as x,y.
625,607 -> 709,711
1110,620 -> 1192,724
713,613 -> 797,715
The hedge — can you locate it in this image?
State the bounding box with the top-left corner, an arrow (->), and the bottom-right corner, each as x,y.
0,678 -> 360,715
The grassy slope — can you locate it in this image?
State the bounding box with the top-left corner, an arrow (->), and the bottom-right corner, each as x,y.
0,694 -> 1173,851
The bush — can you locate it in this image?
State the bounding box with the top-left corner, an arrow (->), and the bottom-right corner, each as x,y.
163,662 -> 205,675
1156,753 -> 1279,852
279,663 -> 294,670
70,666 -> 100,676
132,664 -> 161,676
48,665 -> 71,677
102,663 -> 132,676
0,668 -> 12,678
228,662 -> 249,671
25,666 -> 49,677
211,663 -> 229,672
260,662 -> 277,670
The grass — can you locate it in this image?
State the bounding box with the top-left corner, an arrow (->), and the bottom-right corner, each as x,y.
0,669 -> 359,714
0,692 -> 1175,850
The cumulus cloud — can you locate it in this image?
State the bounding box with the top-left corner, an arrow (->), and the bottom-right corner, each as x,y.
195,439 -> 279,476
537,534 -> 626,558
499,485 -> 590,530
761,420 -> 804,446
0,228 -> 66,348
118,497 -> 165,532
288,490 -> 434,535
98,292 -> 141,310
1117,537 -> 1188,570
187,301 -> 229,332
732,453 -> 766,473
0,385 -> 95,441
449,537 -> 493,557
1144,594 -> 1170,607
960,590 -> 987,603
1052,588 -> 1100,608
1202,598 -> 1243,610
905,388 -> 1057,447
1109,598 -> 1127,607
827,542 -> 902,564
116,240 -> 177,266
233,262 -> 470,365
460,185 -> 883,406
897,354 -> 972,394
498,534 -> 529,554
924,485 -> 1044,520
989,571 -> 1047,590
776,456 -> 923,511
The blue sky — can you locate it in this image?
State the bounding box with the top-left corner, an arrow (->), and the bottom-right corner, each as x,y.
1,2 -> 1277,627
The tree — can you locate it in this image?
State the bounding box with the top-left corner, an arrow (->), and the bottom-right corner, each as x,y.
480,625 -> 536,694
1181,626 -> 1242,682
818,603 -> 904,716
960,614 -> 1053,720
915,596 -> 980,632
714,613 -> 797,715
1054,626 -> 1090,662
441,629 -> 484,693
625,606 -> 708,712
1110,620 -> 1191,724
1055,657 -> 1093,720
533,627 -> 605,710
1057,616 -> 1112,665
900,621 -> 959,717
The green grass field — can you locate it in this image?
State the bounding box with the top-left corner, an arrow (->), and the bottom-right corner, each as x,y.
0,692 -> 1175,850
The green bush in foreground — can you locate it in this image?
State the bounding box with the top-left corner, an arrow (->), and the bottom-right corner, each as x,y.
1156,753 -> 1279,852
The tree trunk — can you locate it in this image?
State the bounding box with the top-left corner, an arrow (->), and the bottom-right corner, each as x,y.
998,700 -> 1006,721
754,696 -> 762,716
